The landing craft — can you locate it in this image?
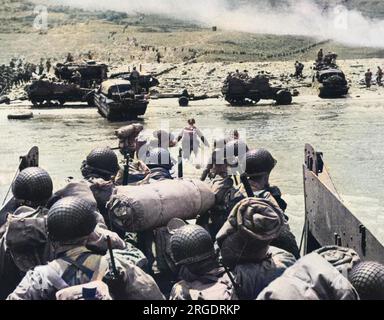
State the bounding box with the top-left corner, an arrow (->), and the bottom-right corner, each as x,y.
303,144 -> 384,263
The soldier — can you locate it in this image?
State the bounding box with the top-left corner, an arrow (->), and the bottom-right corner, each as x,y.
66,52 -> 74,63
115,123 -> 144,159
169,224 -> 236,300
11,167 -> 53,210
130,67 -> 140,93
348,261 -> 384,300
216,198 -> 297,299
317,49 -> 324,62
72,70 -> 82,86
142,147 -> 175,182
225,149 -> 300,258
80,147 -> 120,182
376,66 -> 383,86
365,69 -> 373,88
201,138 -> 228,181
294,61 -> 304,79
7,197 -> 164,300
46,59 -> 51,74
257,251 -> 359,300
177,119 -> 209,161
257,247 -> 384,300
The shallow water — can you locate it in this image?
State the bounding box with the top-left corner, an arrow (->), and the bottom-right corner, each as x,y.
1,95 -> 384,242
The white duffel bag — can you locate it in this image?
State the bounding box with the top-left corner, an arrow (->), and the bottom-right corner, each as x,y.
107,179 -> 215,232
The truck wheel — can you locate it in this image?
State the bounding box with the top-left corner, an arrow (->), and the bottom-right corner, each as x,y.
275,90 -> 292,105
178,96 -> 189,107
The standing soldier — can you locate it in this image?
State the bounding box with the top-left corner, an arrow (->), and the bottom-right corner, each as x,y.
129,67 -> 140,93
294,61 -> 304,79
177,118 -> 209,161
376,66 -> 383,86
317,48 -> 323,62
365,69 -> 373,88
46,59 -> 52,74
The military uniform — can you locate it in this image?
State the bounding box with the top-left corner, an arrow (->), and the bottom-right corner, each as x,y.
7,246 -> 164,300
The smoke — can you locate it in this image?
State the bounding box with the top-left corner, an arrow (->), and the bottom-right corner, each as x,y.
50,0 -> 384,48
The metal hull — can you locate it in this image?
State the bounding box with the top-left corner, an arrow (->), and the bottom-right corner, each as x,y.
94,93 -> 148,121
303,144 -> 384,263
318,85 -> 349,98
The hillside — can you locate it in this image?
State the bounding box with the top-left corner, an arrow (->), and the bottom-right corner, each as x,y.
1,0 -> 384,66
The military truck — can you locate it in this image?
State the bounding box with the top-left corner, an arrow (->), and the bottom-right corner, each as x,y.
222,73 -> 293,106
93,79 -> 149,121
109,72 -> 159,93
26,80 -> 94,107
312,66 -> 349,98
54,60 -> 108,88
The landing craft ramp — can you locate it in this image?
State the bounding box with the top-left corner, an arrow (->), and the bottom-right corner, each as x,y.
303,144 -> 384,263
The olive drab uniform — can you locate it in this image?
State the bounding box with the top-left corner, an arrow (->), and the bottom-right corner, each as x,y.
7,246 -> 165,300
170,267 -> 236,300
7,246 -> 105,300
0,206 -> 52,299
205,179 -> 300,259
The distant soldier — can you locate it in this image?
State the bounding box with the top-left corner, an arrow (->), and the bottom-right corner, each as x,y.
365,69 -> 373,88
376,67 -> 383,86
294,61 -> 304,78
72,70 -> 82,85
66,52 -> 74,63
317,48 -> 323,62
177,118 -> 209,160
46,59 -> 51,74
130,67 -> 140,93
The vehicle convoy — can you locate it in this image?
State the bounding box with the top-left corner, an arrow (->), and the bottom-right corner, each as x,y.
26,80 -> 94,107
222,73 -> 293,106
312,65 -> 349,98
109,72 -> 159,93
93,79 -> 149,121
54,60 -> 108,88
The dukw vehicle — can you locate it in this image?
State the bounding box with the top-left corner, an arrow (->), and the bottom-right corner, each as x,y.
93,79 -> 149,121
222,73 -> 293,106
312,66 -> 349,98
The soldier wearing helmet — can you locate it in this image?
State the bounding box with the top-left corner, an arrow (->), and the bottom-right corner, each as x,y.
115,123 -> 144,158
80,147 -> 120,182
215,197 -> 296,299
240,148 -> 286,211
218,148 -> 300,259
142,147 -> 175,182
169,224 -> 236,300
7,197 -> 164,300
12,167 -> 53,209
348,261 -> 384,300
